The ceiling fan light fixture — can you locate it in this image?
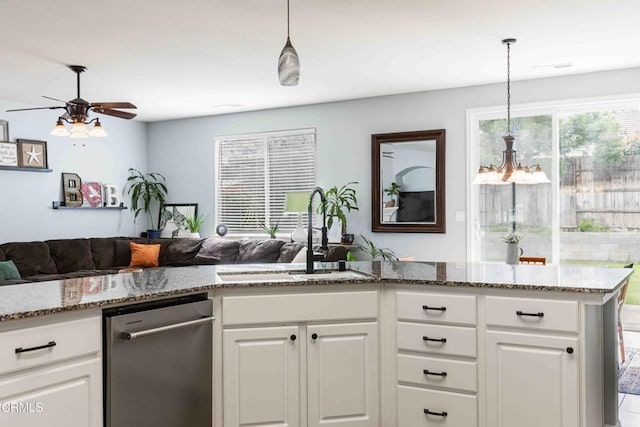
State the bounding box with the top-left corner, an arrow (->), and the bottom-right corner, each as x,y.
88,119 -> 108,137
278,0 -> 300,86
51,118 -> 71,136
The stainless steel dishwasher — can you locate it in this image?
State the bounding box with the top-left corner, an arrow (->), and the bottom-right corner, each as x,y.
103,293 -> 213,427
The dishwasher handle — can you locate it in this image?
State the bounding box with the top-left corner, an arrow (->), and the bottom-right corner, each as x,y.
122,316 -> 215,341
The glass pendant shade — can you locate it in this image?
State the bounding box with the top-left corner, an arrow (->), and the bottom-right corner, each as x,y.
88,120 -> 108,137
278,37 -> 300,86
70,121 -> 90,139
51,118 -> 70,136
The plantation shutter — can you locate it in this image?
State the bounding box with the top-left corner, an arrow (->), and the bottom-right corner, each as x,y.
216,130 -> 316,234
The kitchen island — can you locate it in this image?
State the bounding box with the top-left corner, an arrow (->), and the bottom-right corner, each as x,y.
0,261 -> 632,427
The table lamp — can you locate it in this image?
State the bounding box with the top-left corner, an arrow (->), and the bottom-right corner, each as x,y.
284,191 -> 309,243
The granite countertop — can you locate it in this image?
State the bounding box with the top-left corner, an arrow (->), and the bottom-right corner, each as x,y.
0,261 -> 632,322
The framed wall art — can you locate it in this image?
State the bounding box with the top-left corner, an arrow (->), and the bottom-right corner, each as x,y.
0,142 -> 18,167
0,120 -> 9,141
17,139 -> 48,169
159,203 -> 198,238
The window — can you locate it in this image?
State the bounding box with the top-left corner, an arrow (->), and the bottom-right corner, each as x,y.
469,96 -> 640,266
215,129 -> 316,235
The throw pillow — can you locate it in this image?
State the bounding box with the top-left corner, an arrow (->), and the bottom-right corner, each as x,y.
0,260 -> 21,280
291,247 -> 307,264
129,243 -> 161,268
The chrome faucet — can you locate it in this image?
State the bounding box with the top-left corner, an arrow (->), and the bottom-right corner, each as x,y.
306,187 -> 329,274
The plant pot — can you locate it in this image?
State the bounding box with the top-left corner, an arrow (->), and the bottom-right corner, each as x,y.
505,242 -> 523,265
386,199 -> 396,208
341,234 -> 355,245
147,229 -> 161,240
189,232 -> 201,239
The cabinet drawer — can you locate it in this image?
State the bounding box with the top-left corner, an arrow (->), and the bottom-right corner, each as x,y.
397,292 -> 476,326
485,296 -> 578,333
0,316 -> 100,375
222,291 -> 378,326
397,354 -> 477,392
398,385 -> 477,427
397,322 -> 476,358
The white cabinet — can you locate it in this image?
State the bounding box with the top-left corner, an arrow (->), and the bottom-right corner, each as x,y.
307,322 -> 379,427
485,330 -> 579,427
221,290 -> 379,427
0,314 -> 102,427
395,290 -> 478,427
223,326 -> 300,427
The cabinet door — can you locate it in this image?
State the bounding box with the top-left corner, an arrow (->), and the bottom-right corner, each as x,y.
0,358 -> 102,427
307,322 -> 379,427
486,331 -> 579,427
223,326 -> 300,427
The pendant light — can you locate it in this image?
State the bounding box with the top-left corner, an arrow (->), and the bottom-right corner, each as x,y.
278,0 -> 300,86
473,38 -> 550,185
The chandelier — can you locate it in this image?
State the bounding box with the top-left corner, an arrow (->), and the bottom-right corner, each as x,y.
473,39 -> 550,185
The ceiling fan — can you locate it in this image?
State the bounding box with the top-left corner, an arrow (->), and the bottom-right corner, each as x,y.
7,65 -> 137,138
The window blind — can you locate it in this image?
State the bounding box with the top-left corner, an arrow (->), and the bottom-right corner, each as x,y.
216,130 -> 316,234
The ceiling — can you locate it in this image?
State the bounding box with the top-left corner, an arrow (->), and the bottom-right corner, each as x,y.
0,0 -> 638,122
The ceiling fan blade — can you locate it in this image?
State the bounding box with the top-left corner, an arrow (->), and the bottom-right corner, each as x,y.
91,102 -> 136,109
6,106 -> 65,112
93,108 -> 137,120
42,95 -> 68,104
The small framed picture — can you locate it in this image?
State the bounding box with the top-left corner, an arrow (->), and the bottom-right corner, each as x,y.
159,203 -> 198,238
17,139 -> 48,169
0,120 -> 9,141
0,142 -> 18,167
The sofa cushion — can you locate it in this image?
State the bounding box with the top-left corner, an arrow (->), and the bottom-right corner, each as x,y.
194,238 -> 240,265
160,239 -> 204,266
114,238 -> 148,267
90,238 -> 118,270
0,242 -> 57,277
0,247 -> 6,262
0,260 -> 21,280
46,239 -> 96,274
129,243 -> 161,268
237,239 -> 286,264
278,242 -> 305,263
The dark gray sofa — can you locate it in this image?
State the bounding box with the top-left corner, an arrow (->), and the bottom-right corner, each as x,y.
0,237 -> 309,286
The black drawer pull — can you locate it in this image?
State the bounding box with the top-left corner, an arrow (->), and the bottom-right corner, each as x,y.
290,334 -> 297,341
311,333 -> 318,340
566,347 -> 574,354
423,369 -> 447,377
516,310 -> 544,317
424,409 -> 448,417
422,305 -> 446,311
15,341 -> 57,354
423,336 -> 447,343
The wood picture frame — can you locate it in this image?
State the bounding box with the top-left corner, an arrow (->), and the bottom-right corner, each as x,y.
0,120 -> 8,141
17,139 -> 48,169
371,129 -> 446,233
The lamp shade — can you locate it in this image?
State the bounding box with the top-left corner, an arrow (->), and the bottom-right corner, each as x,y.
284,191 -> 309,213
278,37 -> 300,86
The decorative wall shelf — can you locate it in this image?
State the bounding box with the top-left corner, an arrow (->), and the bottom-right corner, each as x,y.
52,202 -> 127,210
0,165 -> 52,173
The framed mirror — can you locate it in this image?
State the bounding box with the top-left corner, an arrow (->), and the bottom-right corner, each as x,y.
372,129 -> 446,233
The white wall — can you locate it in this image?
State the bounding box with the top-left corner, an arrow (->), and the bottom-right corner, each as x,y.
146,67 -> 640,261
0,101 -> 147,243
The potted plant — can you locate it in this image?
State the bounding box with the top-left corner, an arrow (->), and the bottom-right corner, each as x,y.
184,213 -> 208,238
321,181 -> 359,244
126,168 -> 168,239
383,182 -> 401,207
359,235 -> 397,261
260,220 -> 280,238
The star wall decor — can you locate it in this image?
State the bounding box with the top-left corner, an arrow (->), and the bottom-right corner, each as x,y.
17,139 -> 48,169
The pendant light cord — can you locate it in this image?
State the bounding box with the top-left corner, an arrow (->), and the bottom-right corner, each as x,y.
506,41 -> 512,136
287,0 -> 290,38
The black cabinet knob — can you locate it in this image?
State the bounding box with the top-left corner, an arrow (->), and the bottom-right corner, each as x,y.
311,333 -> 318,340
566,347 -> 574,354
290,334 -> 297,341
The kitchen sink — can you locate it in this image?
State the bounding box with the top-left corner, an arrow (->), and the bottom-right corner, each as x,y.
217,270 -> 371,283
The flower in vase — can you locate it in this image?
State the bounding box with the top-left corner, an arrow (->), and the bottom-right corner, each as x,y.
501,231 -> 522,244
